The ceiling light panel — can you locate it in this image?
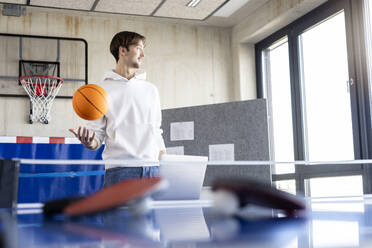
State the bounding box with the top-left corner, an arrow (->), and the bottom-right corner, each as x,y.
30,0 -> 95,10
186,0 -> 201,8
213,0 -> 249,17
0,0 -> 27,4
95,0 -> 163,16
154,0 -> 227,20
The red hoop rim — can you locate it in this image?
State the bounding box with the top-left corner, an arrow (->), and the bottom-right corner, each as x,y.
19,75 -> 64,84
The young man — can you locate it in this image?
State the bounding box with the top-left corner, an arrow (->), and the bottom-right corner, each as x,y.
70,31 -> 166,187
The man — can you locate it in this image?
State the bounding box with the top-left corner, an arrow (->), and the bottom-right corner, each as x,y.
69,31 -> 166,187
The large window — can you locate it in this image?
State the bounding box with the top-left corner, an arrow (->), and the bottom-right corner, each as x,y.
256,0 -> 371,196
263,38 -> 296,193
263,38 -> 295,171
365,0 -> 372,106
299,11 -> 354,162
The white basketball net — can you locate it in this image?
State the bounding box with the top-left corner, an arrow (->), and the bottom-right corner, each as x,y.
20,75 -> 63,124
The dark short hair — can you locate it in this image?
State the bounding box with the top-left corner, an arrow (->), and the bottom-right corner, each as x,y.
110,31 -> 146,62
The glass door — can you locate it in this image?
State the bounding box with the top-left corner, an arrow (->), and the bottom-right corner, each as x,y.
299,11 -> 354,162
298,11 -> 362,197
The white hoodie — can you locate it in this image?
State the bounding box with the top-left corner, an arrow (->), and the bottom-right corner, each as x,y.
88,70 -> 166,167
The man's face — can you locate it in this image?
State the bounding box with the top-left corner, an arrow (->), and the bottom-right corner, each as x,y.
122,40 -> 145,69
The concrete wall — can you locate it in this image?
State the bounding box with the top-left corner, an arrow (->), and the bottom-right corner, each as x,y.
0,0 -> 330,137
232,0 -> 327,101
0,6 -> 234,136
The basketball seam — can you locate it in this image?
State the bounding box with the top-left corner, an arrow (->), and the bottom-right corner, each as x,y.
77,88 -> 105,116
84,86 -> 108,105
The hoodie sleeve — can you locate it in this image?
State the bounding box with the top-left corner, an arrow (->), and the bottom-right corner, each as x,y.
153,87 -> 166,151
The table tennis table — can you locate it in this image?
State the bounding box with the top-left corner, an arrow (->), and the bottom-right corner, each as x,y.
0,193 -> 372,247
2,156 -> 372,247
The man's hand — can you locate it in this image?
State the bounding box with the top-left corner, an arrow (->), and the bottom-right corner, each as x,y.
69,126 -> 98,150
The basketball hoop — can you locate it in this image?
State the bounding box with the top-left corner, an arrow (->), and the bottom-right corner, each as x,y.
20,75 -> 63,124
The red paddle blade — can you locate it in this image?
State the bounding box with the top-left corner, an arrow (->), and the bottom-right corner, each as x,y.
64,177 -> 163,216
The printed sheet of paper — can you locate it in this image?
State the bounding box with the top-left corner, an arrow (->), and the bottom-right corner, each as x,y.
170,121 -> 194,141
209,144 -> 235,161
166,146 -> 185,155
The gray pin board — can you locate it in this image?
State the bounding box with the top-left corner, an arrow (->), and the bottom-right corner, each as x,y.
162,99 -> 271,186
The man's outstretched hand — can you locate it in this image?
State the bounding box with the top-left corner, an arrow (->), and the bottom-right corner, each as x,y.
69,126 -> 98,150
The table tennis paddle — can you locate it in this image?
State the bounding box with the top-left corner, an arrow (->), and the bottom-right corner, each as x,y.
44,177 -> 165,217
212,178 -> 306,216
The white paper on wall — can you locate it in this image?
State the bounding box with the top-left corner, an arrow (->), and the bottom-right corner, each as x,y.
209,144 -> 235,161
166,146 -> 185,155
170,121 -> 194,141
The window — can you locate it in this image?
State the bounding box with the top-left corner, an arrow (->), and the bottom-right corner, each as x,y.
263,38 -> 295,174
256,0 -> 370,196
364,0 -> 372,106
299,11 -> 354,162
309,176 -> 363,197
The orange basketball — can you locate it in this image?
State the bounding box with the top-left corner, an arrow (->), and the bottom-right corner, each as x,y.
72,84 -> 108,120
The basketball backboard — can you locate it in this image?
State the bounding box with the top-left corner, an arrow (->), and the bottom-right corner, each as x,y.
0,33 -> 87,98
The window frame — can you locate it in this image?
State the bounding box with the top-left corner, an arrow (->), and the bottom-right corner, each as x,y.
255,0 -> 372,194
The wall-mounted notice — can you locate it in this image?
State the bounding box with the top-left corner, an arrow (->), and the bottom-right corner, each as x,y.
209,144 -> 235,161
166,146 -> 185,155
170,121 -> 194,141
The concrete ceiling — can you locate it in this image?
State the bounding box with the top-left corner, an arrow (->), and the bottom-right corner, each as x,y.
0,0 -> 271,27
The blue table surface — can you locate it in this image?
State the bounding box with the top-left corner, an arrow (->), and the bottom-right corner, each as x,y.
1,196 -> 372,248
